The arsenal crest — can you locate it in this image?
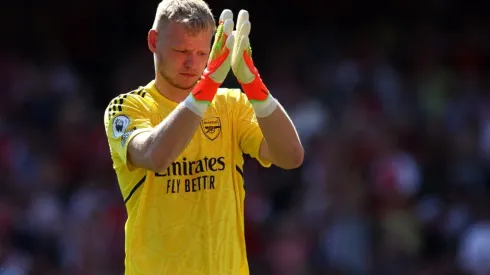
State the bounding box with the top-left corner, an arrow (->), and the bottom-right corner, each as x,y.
200,117 -> 221,141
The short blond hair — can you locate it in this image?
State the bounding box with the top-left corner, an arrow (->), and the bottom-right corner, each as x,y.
152,0 -> 216,32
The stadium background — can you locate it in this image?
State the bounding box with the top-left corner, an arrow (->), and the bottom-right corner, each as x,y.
2,0 -> 490,274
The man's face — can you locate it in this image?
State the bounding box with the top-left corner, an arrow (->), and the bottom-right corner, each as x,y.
155,23 -> 213,91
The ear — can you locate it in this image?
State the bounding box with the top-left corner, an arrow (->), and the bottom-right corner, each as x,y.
148,29 -> 158,53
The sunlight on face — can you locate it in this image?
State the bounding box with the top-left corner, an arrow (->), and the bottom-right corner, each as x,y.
156,23 -> 213,90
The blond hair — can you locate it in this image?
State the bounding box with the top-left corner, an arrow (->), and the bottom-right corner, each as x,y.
152,0 -> 216,32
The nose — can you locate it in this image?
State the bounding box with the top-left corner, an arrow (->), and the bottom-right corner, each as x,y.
183,52 -> 195,68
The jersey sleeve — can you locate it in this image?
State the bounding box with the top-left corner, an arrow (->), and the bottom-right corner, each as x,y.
104,93 -> 153,171
231,89 -> 272,168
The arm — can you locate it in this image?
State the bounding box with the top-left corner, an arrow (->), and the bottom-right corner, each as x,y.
257,104 -> 304,169
234,91 -> 303,170
231,10 -> 304,169
128,104 -> 202,172
104,94 -> 200,172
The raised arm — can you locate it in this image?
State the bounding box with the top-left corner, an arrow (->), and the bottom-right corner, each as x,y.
231,10 -> 304,169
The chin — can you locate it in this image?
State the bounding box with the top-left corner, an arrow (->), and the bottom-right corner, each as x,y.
176,78 -> 199,90
173,82 -> 196,91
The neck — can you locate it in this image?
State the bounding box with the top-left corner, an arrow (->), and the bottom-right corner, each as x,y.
154,75 -> 193,103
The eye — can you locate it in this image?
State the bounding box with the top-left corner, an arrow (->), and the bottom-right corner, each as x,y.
198,52 -> 209,56
173,49 -> 187,53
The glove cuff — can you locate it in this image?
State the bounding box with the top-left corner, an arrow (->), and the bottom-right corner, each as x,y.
250,93 -> 278,118
184,93 -> 210,117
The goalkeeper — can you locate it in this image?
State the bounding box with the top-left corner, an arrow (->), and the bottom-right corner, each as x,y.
104,0 -> 304,274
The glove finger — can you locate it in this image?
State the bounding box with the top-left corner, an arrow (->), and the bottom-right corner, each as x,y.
231,31 -> 249,66
219,9 -> 233,24
223,18 -> 234,36
225,33 -> 235,51
210,29 -> 223,60
210,18 -> 233,61
238,20 -> 251,38
236,10 -> 249,31
239,35 -> 250,55
235,35 -> 255,83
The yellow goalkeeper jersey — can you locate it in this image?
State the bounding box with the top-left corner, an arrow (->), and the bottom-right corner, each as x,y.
103,80 -> 270,275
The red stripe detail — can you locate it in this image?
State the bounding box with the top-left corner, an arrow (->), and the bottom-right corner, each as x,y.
240,51 -> 269,101
243,51 -> 256,73
206,46 -> 229,74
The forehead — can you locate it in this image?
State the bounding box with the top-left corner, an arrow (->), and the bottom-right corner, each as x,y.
161,23 -> 213,47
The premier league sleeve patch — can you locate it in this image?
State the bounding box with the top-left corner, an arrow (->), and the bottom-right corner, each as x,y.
112,115 -> 130,138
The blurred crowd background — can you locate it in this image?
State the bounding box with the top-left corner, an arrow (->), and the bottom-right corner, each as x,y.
2,0 -> 490,274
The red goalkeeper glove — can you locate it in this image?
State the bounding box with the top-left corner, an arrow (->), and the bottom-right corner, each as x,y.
231,10 -> 278,117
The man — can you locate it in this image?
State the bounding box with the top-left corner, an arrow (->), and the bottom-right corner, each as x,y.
103,0 -> 304,274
